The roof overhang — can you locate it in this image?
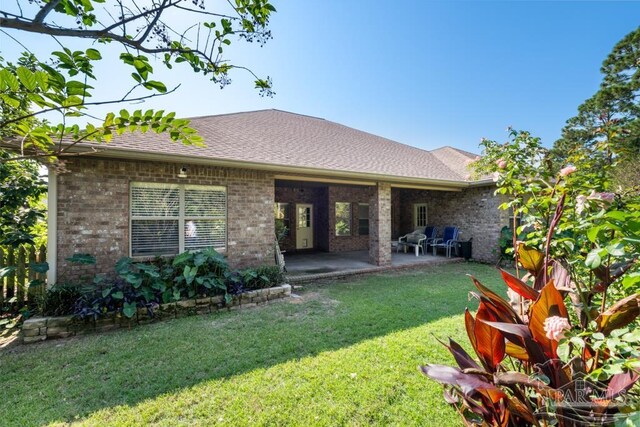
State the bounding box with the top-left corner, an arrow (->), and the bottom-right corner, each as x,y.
10,142 -> 496,191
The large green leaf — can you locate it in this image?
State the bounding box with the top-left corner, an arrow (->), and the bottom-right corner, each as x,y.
16,66 -> 37,91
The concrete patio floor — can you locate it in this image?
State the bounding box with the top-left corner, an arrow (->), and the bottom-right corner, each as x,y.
284,250 -> 462,283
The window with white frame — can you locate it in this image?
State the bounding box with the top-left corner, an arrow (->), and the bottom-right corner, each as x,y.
130,182 -> 226,256
413,203 -> 428,229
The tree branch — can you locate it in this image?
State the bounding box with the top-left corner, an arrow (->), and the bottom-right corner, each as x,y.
0,84 -> 181,129
33,0 -> 62,23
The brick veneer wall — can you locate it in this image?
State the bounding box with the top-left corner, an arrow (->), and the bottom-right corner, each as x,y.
274,186 -> 328,252
56,157 -> 275,282
274,184 -> 375,253
395,186 -> 509,263
328,185 -> 375,252
369,182 -> 392,266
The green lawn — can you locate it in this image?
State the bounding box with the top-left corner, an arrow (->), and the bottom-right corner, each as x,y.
1,262 -> 506,426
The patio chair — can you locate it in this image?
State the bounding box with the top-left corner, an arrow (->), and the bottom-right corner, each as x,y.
397,229 -> 427,256
423,226 -> 438,252
430,226 -> 460,257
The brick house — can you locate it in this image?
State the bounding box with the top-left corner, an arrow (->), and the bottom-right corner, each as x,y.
47,109 -> 508,283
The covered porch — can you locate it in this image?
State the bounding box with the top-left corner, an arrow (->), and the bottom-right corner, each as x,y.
273,175 -> 507,274
284,249 -> 462,284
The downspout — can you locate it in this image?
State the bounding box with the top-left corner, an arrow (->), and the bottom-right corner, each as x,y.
46,167 -> 57,286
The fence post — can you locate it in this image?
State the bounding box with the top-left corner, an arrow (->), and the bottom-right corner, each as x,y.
17,246 -> 26,305
6,248 -> 15,302
38,245 -> 47,284
28,246 -> 38,301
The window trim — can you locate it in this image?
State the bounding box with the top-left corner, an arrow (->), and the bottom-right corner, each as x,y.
129,182 -> 227,258
357,203 -> 369,236
413,203 -> 428,229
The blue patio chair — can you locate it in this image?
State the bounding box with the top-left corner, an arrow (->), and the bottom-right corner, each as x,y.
422,226 -> 438,253
430,226 -> 460,257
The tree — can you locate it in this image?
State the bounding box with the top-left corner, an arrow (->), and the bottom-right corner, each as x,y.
0,152 -> 46,246
0,0 -> 276,162
552,27 -> 640,186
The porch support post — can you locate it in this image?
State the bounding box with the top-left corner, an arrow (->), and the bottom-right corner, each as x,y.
369,182 -> 391,266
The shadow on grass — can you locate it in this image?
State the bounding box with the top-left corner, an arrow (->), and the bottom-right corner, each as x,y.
1,262 -> 504,426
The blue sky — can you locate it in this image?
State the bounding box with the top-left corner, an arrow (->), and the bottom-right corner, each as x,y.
2,1 -> 639,154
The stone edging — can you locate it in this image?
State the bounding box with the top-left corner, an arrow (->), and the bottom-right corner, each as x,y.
22,284 -> 291,344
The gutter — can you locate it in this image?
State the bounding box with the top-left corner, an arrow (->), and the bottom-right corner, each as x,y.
61,145 -> 493,190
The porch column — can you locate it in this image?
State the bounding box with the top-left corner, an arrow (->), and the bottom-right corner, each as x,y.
369,182 -> 392,266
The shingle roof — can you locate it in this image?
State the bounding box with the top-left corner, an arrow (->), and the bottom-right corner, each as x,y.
84,109 -> 480,184
429,146 -> 479,180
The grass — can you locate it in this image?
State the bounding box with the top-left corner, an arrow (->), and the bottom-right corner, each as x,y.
1,262 -> 507,426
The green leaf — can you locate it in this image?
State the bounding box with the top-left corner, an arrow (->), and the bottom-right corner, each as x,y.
29,262 -> 49,273
66,253 -> 96,265
587,226 -> 601,243
16,66 -> 37,91
112,291 -> 124,300
0,266 -> 16,279
122,302 -> 137,318
585,250 -> 602,269
142,80 -> 167,93
85,48 -> 102,60
0,68 -> 20,91
606,243 -> 625,257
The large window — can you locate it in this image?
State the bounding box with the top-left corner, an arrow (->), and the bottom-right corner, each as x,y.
335,202 -> 351,236
358,203 -> 369,235
130,182 -> 226,256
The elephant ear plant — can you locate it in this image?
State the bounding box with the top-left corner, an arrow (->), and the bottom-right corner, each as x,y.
421,130 -> 640,426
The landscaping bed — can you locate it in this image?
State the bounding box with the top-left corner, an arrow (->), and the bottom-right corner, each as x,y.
22,284 -> 291,343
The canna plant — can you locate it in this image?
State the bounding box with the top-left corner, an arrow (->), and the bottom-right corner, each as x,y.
422,130 -> 640,426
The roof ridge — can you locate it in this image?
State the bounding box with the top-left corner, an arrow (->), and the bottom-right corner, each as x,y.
431,145 -> 479,158
185,108 -> 326,121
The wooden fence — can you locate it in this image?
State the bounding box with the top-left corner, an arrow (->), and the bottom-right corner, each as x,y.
0,245 -> 47,311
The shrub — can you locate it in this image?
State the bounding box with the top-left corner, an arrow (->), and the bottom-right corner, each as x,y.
56,249 -> 283,321
39,283 -> 82,316
171,248 -> 229,299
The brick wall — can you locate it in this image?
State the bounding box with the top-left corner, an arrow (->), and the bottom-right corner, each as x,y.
369,182 -> 392,266
327,185 -> 375,252
56,157 -> 275,283
274,186 -> 328,252
274,184 -> 375,253
395,186 -> 508,263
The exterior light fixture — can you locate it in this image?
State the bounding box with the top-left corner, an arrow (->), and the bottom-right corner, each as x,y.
178,166 -> 188,178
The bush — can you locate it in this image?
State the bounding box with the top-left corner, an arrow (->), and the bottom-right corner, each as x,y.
39,284 -> 82,316
48,249 -> 283,321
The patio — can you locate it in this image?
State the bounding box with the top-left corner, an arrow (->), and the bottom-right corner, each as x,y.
284,250 -> 462,283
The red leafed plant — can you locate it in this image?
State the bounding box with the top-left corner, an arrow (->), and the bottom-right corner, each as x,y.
422,129 -> 640,426
422,244 -> 639,426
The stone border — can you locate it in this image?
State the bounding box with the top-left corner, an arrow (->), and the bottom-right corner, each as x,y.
22,284 -> 291,344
